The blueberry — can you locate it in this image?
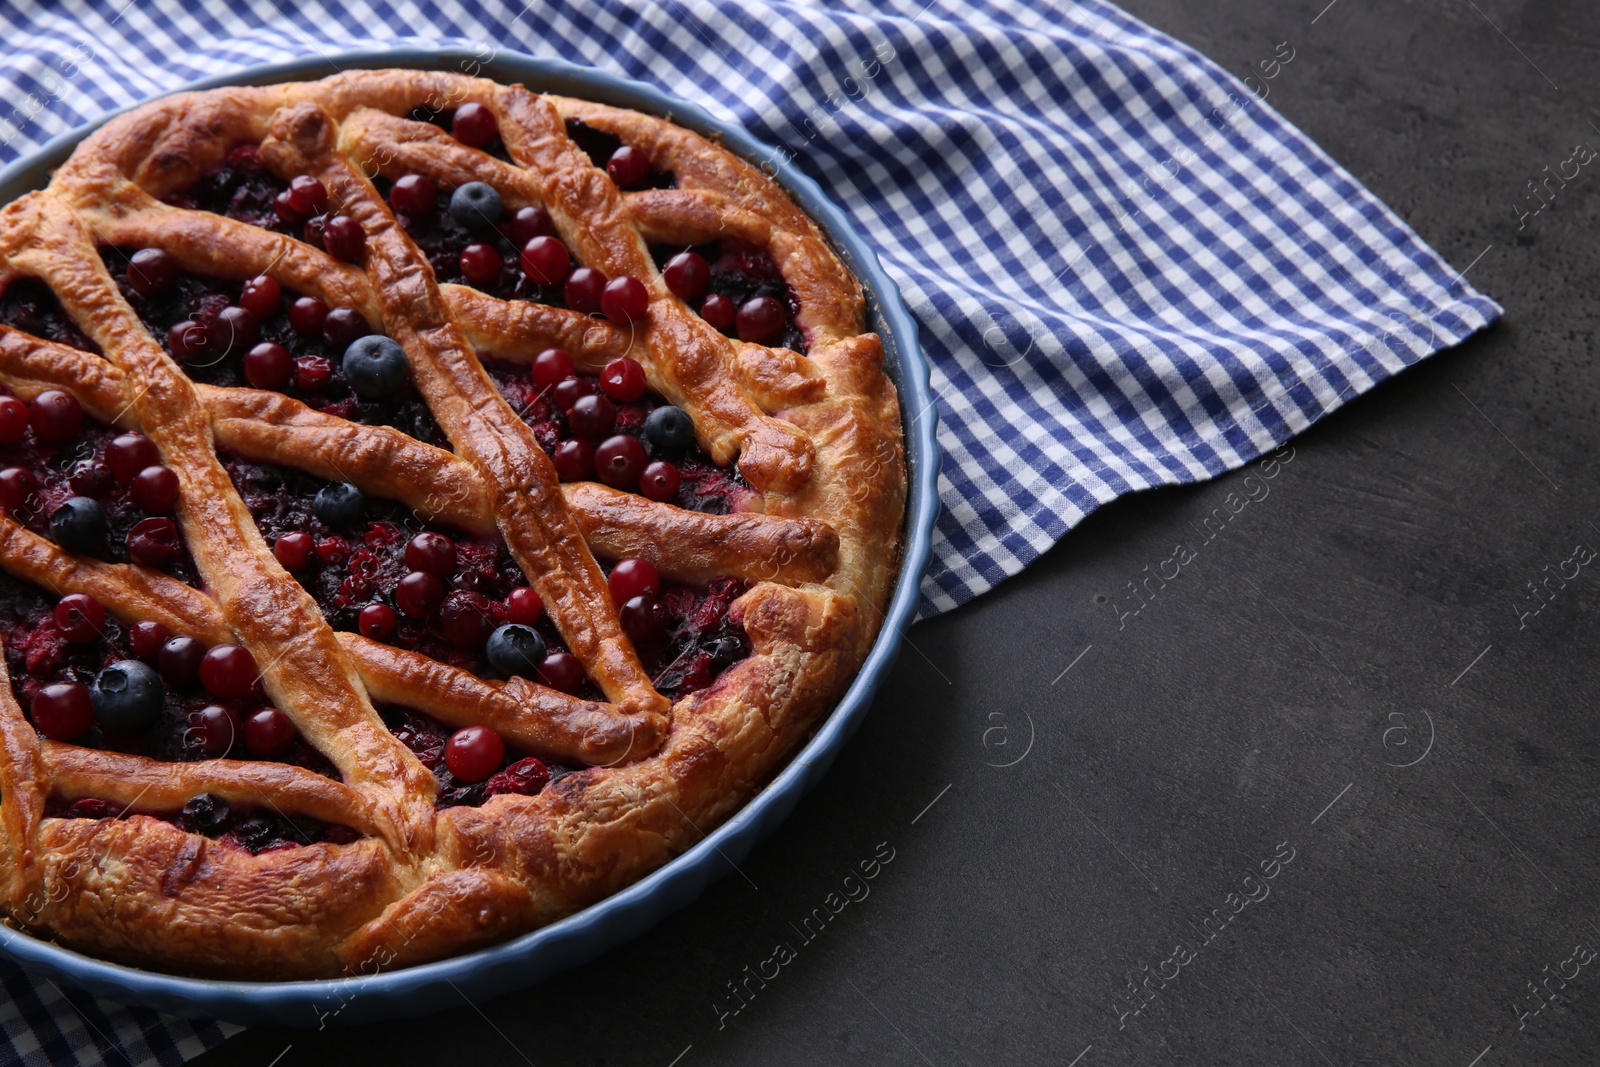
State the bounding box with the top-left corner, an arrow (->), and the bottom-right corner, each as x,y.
486,624 -> 546,678
91,659 -> 165,732
48,496 -> 108,557
180,793 -> 231,834
707,635 -> 746,670
313,482 -> 366,528
342,335 -> 410,398
450,181 -> 502,229
644,405 -> 695,454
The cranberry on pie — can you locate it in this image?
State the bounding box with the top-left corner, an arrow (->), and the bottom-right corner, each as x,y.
0,69 -> 904,978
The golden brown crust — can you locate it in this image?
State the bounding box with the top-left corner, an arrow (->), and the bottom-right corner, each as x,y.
0,68 -> 905,979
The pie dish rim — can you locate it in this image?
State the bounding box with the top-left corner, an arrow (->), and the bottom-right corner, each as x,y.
0,45 -> 939,1026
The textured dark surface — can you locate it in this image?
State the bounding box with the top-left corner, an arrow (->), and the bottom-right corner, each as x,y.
193,2 -> 1600,1064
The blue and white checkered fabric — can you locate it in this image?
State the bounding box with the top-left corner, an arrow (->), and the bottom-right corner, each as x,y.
0,0 -> 1498,1060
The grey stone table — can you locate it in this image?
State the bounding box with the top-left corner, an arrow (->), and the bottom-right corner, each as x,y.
194,1 -> 1600,1063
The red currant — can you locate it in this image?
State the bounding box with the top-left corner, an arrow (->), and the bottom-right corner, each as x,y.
593,434 -> 647,490
201,643 -> 258,698
452,102 -> 498,148
191,704 -> 240,756
663,251 -> 709,301
532,347 -> 575,388
274,190 -> 307,228
552,376 -> 595,411
459,243 -> 501,286
737,295 -> 786,345
131,466 -> 179,513
505,586 -> 543,625
107,433 -> 160,483
599,357 -> 646,402
404,531 -> 457,576
601,276 -> 649,324
126,517 -> 180,568
620,593 -> 669,647
288,296 -> 329,336
438,590 -> 495,647
295,355 -> 334,392
0,396 -> 27,443
608,558 -> 660,602
287,175 -> 329,216
315,536 -> 349,566
322,307 -> 370,349
274,531 -> 314,571
390,174 -> 437,218
239,275 -> 282,319
552,439 -> 593,481
29,390 -> 81,441
511,205 -> 554,245
444,725 -> 504,781
566,394 -> 616,441
537,651 -> 585,694
244,342 -> 294,390
606,144 -> 650,188
396,570 -> 445,618
700,292 -> 736,331
128,620 -> 169,659
639,460 -> 681,502
158,635 -> 206,687
359,602 -> 397,641
244,707 -> 296,758
127,248 -> 179,298
520,236 -> 570,285
564,266 -> 607,314
322,216 -> 365,262
53,593 -> 106,643
0,468 -> 35,510
32,682 -> 93,741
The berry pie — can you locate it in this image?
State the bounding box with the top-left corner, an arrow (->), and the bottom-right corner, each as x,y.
0,70 -> 905,978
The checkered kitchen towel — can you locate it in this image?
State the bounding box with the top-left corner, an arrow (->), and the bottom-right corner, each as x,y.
0,0 -> 1499,1060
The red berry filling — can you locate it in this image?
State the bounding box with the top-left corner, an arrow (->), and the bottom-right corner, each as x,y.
0,391 -> 200,582
564,119 -> 675,190
0,277 -> 99,354
157,143 -> 293,235
102,248 -> 447,448
223,456 -> 588,680
0,568 -> 332,780
384,704 -> 562,810
486,362 -> 757,516
406,106 -> 512,164
382,177 -> 571,304
653,238 -> 805,352
41,792 -> 360,855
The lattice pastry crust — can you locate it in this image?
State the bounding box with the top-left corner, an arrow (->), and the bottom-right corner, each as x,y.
0,69 -> 904,978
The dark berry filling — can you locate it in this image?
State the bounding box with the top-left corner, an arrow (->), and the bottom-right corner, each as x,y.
0,277 -> 99,354
225,452 -> 750,695
642,575 -> 751,695
223,455 -> 582,678
385,704 -> 568,810
43,792 -> 360,855
406,106 -> 514,164
0,568 -> 334,779
159,143 -> 294,235
102,248 -> 446,447
0,391 -> 200,583
563,119 -> 676,189
488,363 -> 757,516
382,179 -> 560,303
653,239 -> 805,352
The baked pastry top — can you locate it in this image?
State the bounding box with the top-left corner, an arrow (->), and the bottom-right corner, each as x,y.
0,68 -> 905,979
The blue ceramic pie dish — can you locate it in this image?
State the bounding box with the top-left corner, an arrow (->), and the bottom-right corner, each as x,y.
0,48 -> 939,1026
